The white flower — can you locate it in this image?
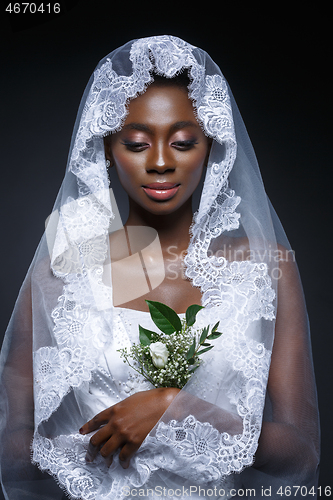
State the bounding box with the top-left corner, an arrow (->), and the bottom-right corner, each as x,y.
150,342 -> 169,368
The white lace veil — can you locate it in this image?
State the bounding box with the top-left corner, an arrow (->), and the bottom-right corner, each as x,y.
0,36 -> 319,499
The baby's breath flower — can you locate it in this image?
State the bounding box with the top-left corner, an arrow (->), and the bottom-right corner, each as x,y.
117,301 -> 222,389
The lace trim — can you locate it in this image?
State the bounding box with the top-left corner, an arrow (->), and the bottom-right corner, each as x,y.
71,36 -> 236,160
32,35 -> 276,497
32,412 -> 264,498
33,258 -> 274,496
32,433 -> 104,500
32,432 -> 159,500
69,36 -> 237,218
153,414 -> 259,483
36,199 -> 113,424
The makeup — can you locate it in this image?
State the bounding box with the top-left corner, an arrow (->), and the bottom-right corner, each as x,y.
142,183 -> 180,201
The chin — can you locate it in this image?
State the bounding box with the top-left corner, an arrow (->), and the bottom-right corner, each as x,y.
145,196 -> 192,216
130,191 -> 193,218
145,204 -> 182,216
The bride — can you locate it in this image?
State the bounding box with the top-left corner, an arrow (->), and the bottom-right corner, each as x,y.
0,36 -> 320,499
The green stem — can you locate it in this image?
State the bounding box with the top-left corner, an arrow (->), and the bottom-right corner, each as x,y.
189,337 -> 207,362
122,353 -> 157,387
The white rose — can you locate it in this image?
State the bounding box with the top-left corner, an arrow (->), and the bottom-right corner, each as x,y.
149,342 -> 169,368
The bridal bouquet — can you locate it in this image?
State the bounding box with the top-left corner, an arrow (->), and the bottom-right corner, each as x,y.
118,300 -> 222,389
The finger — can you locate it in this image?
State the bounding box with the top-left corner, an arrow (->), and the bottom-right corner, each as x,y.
119,442 -> 140,469
80,409 -> 111,435
85,425 -> 113,463
119,455 -> 130,469
99,434 -> 124,468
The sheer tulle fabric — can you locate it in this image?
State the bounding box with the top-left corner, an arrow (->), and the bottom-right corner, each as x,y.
0,36 -> 319,499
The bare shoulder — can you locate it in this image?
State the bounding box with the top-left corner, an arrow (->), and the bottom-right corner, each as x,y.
274,243 -> 300,287
275,243 -> 296,263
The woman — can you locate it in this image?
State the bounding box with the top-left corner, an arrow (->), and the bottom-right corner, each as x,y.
0,36 -> 320,499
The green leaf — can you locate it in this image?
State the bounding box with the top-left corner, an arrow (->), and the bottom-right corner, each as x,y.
146,300 -> 182,334
185,304 -> 204,327
197,345 -> 214,355
199,326 -> 209,344
201,342 -> 211,347
139,325 -> 155,346
211,321 -> 220,333
186,338 -> 196,360
188,364 -> 200,373
207,331 -> 223,340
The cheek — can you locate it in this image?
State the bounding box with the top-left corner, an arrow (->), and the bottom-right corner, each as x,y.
184,150 -> 208,183
113,152 -> 140,185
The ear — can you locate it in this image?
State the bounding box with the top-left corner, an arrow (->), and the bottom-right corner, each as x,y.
103,135 -> 113,166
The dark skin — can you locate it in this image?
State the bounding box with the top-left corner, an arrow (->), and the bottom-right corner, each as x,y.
79,84 -> 319,477
80,84 -> 211,468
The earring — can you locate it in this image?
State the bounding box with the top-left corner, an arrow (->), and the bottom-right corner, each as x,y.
106,160 -> 111,168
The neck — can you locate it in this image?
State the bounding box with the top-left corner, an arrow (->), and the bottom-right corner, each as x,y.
125,198 -> 193,252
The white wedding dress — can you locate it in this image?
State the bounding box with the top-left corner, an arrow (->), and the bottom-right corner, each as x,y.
32,291 -> 272,500
0,36 -> 320,500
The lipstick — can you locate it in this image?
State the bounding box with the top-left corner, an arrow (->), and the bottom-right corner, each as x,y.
142,183 -> 180,201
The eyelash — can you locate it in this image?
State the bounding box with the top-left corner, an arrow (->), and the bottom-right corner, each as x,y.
121,139 -> 198,152
173,140 -> 198,150
121,141 -> 148,152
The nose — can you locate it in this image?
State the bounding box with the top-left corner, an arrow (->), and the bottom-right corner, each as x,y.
147,141 -> 175,174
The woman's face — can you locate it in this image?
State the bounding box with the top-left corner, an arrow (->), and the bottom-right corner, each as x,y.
105,84 -> 210,216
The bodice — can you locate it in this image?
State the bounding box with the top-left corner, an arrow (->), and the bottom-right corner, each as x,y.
88,308 -> 185,414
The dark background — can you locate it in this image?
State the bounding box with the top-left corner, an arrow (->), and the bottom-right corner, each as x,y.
1,1 -> 331,496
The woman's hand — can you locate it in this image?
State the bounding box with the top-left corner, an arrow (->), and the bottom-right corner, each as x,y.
79,387 -> 180,468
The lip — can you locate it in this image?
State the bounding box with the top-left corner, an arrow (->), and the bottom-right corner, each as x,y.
142,183 -> 180,201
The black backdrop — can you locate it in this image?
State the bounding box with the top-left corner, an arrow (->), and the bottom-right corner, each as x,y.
1,1 -> 331,496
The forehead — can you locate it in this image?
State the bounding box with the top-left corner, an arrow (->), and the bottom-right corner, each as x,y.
123,84 -> 199,129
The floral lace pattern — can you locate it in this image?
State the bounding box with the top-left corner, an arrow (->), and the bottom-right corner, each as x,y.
71,36 -> 236,154
150,256 -> 273,483
33,259 -> 274,495
68,36 -> 237,229
153,414 -> 258,483
31,36 -> 276,499
50,192 -> 112,277
33,431 -> 161,500
33,433 -> 107,500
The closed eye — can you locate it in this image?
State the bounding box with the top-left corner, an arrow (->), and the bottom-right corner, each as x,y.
172,140 -> 198,151
121,141 -> 149,152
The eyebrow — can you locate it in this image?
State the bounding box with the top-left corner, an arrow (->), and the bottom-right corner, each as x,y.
122,121 -> 199,134
172,121 -> 199,131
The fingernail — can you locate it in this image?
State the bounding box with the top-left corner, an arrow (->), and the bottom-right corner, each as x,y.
79,427 -> 84,434
119,457 -> 129,469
